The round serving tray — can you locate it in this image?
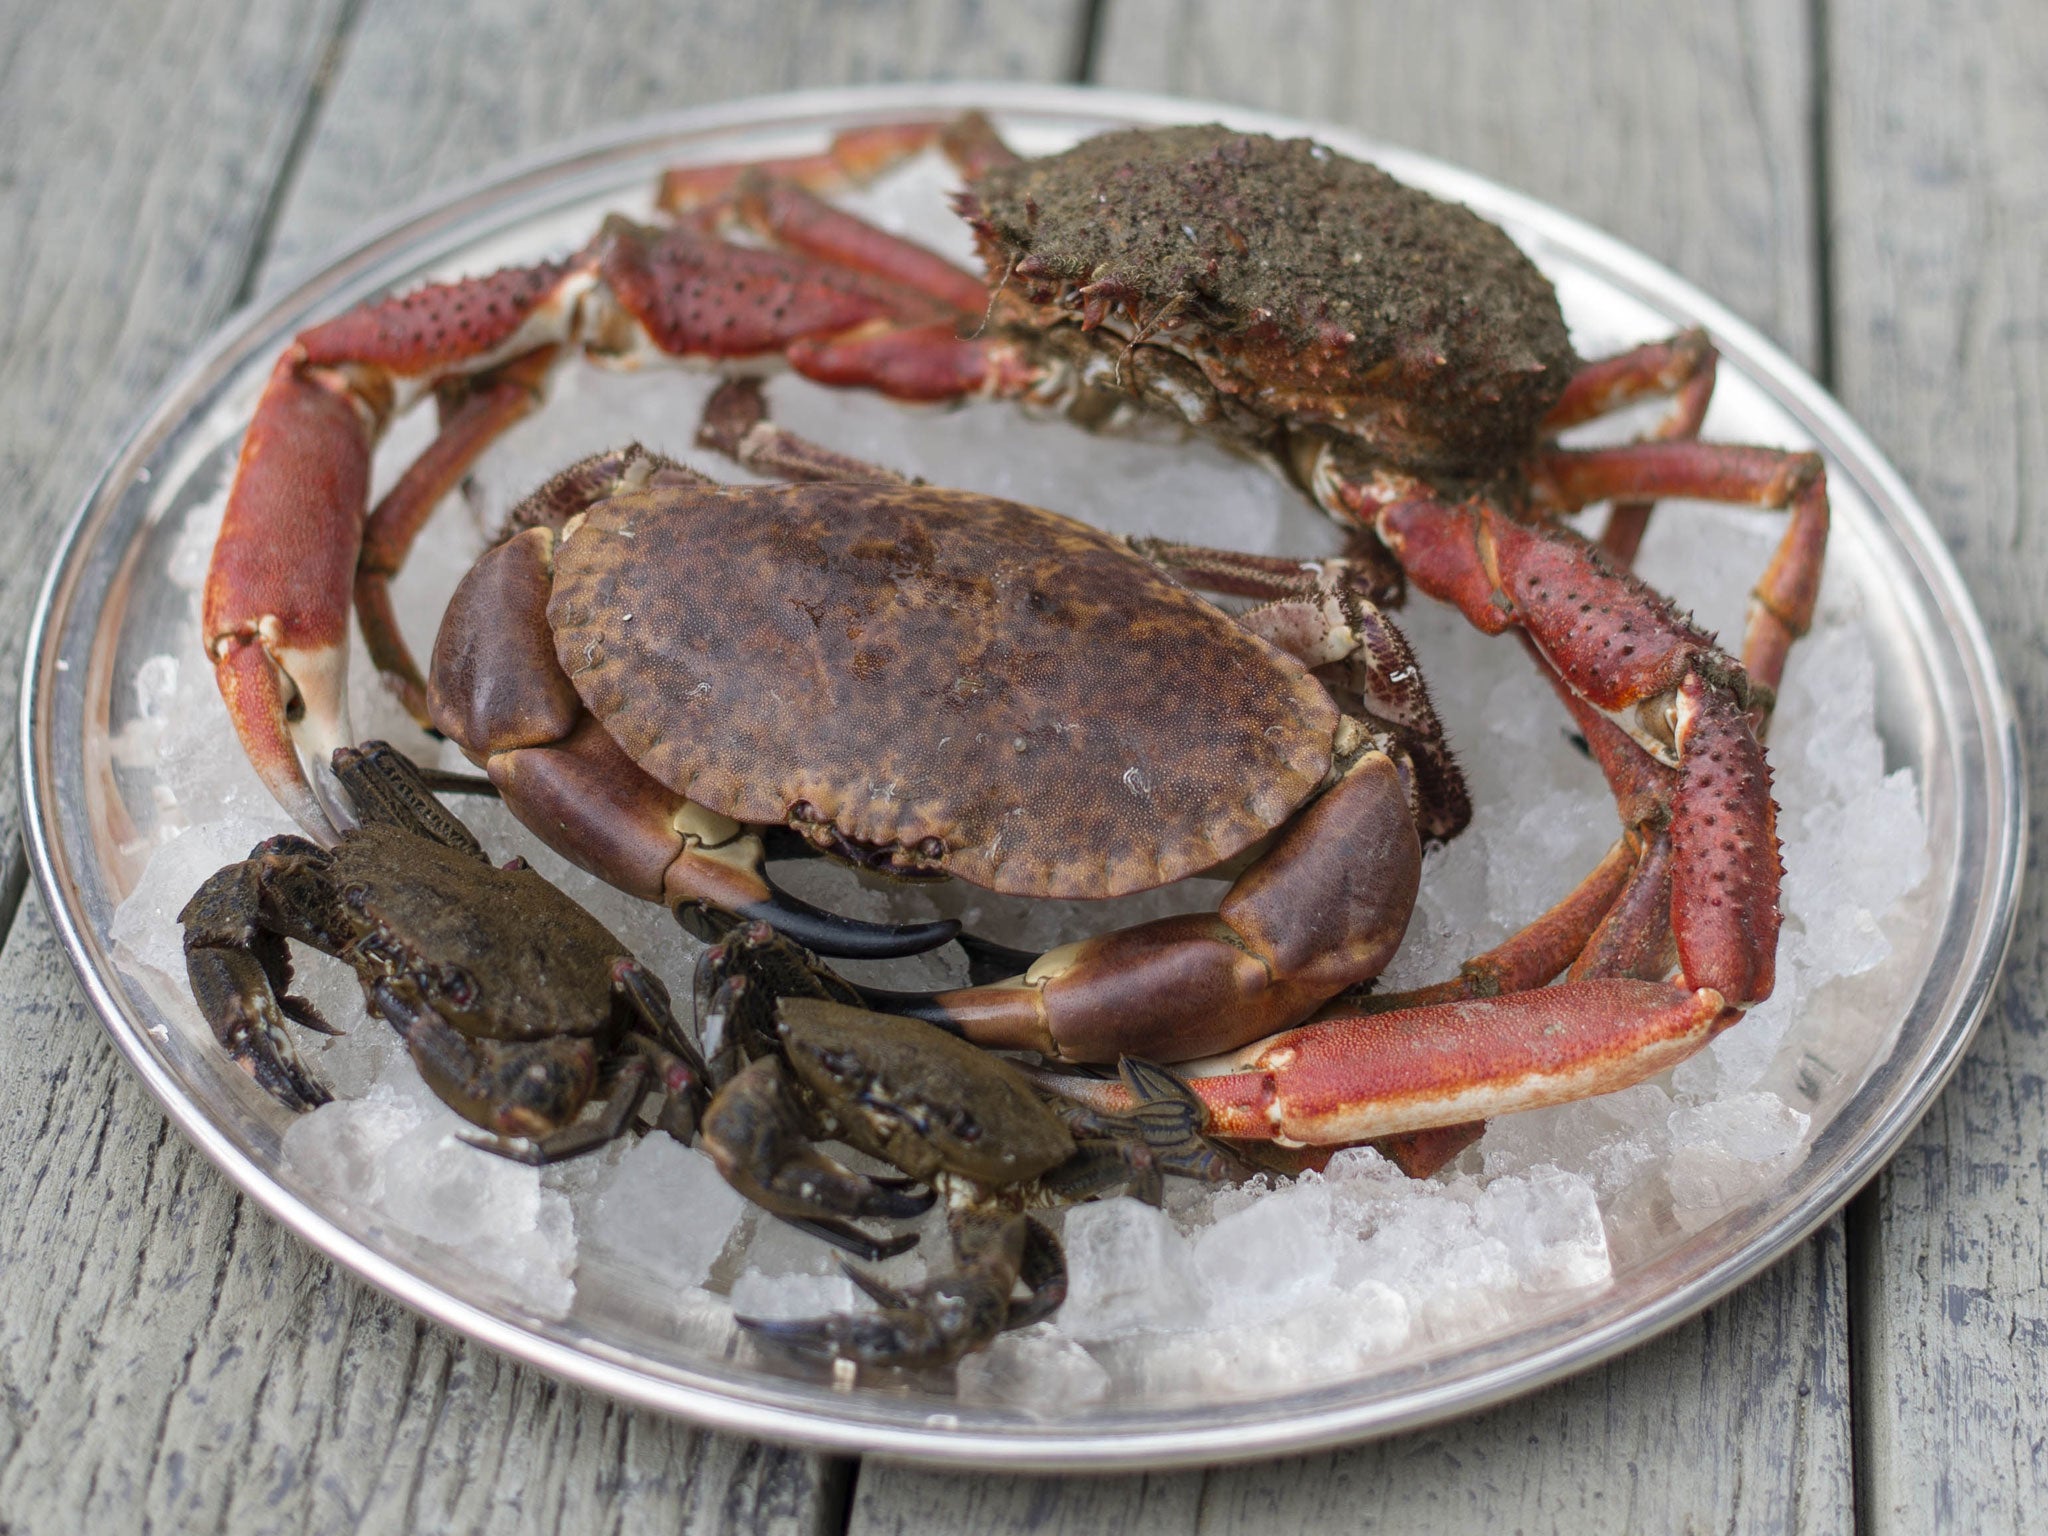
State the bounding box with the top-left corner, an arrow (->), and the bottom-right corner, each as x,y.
20,83 -> 2024,1468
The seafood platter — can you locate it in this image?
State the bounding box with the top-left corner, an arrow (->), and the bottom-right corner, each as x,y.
21,86 -> 2022,1467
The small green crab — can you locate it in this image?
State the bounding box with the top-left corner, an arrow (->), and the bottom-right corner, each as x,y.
692,923 -> 1245,1370
179,741 -> 709,1159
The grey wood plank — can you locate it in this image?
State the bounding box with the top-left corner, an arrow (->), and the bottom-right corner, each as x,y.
855,5 -> 1847,1532
1092,0 -> 1820,369
0,887 -> 848,1535
262,0 -> 1089,293
0,0 -> 341,929
853,1226 -> 1850,1535
1829,3 -> 2048,1529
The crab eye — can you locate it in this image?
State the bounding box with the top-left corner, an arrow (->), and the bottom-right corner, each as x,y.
438,965 -> 479,1008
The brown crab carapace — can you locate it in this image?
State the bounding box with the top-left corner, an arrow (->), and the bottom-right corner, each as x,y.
199,115 -> 1827,1160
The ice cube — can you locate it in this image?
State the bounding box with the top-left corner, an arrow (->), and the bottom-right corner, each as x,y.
955,1324 -> 1110,1415
581,1134 -> 748,1288
1056,1198 -> 1203,1341
1477,1168 -> 1612,1292
1193,1178 -> 1341,1326
279,1093 -> 419,1209
728,1268 -> 864,1322
1667,1092 -> 1812,1226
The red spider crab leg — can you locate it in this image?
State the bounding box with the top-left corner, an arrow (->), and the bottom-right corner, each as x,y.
1539,329 -> 1720,565
1373,490 -> 1784,1008
355,347 -> 559,724
1540,328 -> 1719,433
654,111 -> 1020,217
1033,979 -> 1728,1146
696,375 -> 917,483
1529,438 -> 1830,712
1360,834 -> 1643,1014
720,176 -> 992,316
205,254 -> 599,837
658,119 -> 1051,405
654,120 -> 957,214
205,356 -> 377,836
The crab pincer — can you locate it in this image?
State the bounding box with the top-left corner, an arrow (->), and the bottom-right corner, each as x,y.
739,1208 -> 1065,1372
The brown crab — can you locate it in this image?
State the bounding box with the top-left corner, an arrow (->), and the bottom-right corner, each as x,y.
198,114 -> 1825,1157
426,429 -> 1458,1070
180,740 -> 709,1156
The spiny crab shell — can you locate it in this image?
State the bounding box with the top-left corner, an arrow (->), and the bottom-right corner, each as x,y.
959,124 -> 1580,477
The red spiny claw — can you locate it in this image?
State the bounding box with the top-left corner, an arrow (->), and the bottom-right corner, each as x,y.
1376,497 -> 1781,1006
1670,675 -> 1780,1004
1037,981 -> 1727,1146
207,253 -> 600,837
204,356 -> 374,839
296,257 -> 591,381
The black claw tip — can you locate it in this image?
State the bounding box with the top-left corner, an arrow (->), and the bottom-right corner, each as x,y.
739,874 -> 959,959
846,986 -> 968,1036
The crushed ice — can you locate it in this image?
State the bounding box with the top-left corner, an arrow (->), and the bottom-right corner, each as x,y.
104,145 -> 1933,1409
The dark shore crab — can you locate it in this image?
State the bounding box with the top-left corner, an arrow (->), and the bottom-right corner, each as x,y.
693,923 -> 1242,1370
180,741 -> 709,1154
199,114 -> 1828,1159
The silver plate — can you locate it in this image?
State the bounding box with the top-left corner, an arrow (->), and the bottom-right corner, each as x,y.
20,83 -> 2025,1468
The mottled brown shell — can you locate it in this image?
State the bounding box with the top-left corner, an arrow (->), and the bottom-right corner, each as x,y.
328,825 -> 626,1041
547,483 -> 1337,899
961,125 -> 1577,478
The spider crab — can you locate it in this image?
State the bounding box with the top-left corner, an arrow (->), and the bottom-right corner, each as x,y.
200,114 -> 1828,1164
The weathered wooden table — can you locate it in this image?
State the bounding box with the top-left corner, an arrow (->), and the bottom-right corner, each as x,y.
1,2 -> 2038,1530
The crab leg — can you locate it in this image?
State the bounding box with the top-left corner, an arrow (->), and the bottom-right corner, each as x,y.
1362,834 -> 1643,1015
656,111 -> 1020,221
697,376 -> 914,484
1529,438 -> 1830,708
1536,328 -> 1720,565
205,358 -> 376,837
718,175 -> 991,316
1540,329 -> 1719,433
1373,491 -> 1781,1007
655,120 -> 958,215
1036,980 -> 1727,1146
354,348 -> 559,725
